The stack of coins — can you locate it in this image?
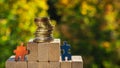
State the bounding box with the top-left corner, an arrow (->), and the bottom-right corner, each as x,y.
33,17 -> 53,43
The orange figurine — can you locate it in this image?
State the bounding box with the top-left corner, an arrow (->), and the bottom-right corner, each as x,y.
14,43 -> 28,61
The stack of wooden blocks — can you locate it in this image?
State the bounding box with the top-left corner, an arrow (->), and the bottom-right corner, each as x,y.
6,39 -> 83,68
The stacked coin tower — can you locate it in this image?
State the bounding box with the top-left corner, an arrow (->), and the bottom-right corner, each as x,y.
33,17 -> 53,43
5,17 -> 83,68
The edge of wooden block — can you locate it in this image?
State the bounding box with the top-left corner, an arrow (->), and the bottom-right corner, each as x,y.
72,56 -> 83,62
72,56 -> 83,68
27,42 -> 38,61
6,55 -> 27,61
6,55 -> 27,68
28,38 -> 60,43
7,55 -> 15,61
50,39 -> 60,43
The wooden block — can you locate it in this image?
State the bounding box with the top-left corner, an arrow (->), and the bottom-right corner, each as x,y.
28,61 -> 39,68
72,56 -> 83,68
49,62 -> 60,68
27,39 -> 60,61
48,39 -> 60,61
60,56 -> 83,68
6,56 -> 16,68
38,43 -> 48,61
39,62 -> 49,68
27,42 -> 48,61
16,61 -> 27,68
6,56 -> 27,68
28,61 -> 49,68
27,42 -> 38,61
28,61 -> 60,68
60,61 -> 71,68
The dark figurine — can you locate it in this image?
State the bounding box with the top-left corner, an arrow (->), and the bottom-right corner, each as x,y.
61,41 -> 71,61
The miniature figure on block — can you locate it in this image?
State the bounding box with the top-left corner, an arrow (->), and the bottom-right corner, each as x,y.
14,43 -> 28,61
61,41 -> 71,61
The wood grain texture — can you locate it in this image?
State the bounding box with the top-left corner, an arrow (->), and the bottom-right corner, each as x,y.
6,60 -> 16,68
38,43 -> 48,61
27,42 -> 38,61
28,61 -> 39,68
72,56 -> 83,68
39,62 -> 49,68
27,39 -> 60,62
49,62 -> 60,68
6,56 -> 27,68
60,61 -> 71,68
48,39 -> 60,61
16,61 -> 27,68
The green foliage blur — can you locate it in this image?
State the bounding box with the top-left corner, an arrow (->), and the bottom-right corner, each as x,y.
0,0 -> 120,68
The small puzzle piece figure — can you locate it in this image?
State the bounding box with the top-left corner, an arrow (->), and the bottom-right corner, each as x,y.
14,43 -> 28,61
61,41 -> 71,61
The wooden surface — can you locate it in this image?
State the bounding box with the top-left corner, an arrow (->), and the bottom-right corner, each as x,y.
6,55 -> 83,68
27,39 -> 60,62
39,62 -> 49,68
60,56 -> 83,68
6,56 -> 27,68
16,61 -> 27,68
49,62 -> 60,68
27,42 -> 38,61
38,43 -> 48,61
6,60 -> 16,68
72,56 -> 83,68
48,39 -> 60,61
61,61 -> 71,68
28,61 -> 39,68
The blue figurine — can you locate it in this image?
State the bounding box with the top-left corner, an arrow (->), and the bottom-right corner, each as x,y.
61,41 -> 71,61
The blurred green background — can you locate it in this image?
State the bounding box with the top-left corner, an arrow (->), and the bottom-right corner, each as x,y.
0,0 -> 120,68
